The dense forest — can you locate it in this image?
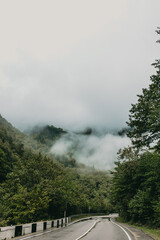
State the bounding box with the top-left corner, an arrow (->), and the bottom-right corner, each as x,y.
0,115 -> 113,226
111,28 -> 160,227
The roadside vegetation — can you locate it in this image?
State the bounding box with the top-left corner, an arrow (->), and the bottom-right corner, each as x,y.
117,216 -> 160,240
131,225 -> 160,240
111,28 -> 160,229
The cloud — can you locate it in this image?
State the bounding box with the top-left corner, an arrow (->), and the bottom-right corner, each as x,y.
0,0 -> 159,131
51,132 -> 131,170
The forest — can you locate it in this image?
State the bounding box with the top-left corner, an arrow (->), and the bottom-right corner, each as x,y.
111,28 -> 160,227
0,115 -> 113,226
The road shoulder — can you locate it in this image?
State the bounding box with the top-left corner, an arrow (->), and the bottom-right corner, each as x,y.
112,218 -> 155,240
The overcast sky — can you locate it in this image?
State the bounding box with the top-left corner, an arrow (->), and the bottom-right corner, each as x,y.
0,0 -> 159,132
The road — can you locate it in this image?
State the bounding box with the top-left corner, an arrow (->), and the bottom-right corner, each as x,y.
18,219 -> 96,240
82,218 -> 132,240
17,217 -> 152,240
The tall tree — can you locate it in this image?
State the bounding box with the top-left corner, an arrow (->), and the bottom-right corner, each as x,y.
127,28 -> 160,151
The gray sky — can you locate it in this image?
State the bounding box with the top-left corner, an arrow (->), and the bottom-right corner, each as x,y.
0,0 -> 160,131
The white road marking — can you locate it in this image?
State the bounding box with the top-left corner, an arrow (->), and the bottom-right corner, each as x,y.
110,218 -> 132,240
74,220 -> 99,240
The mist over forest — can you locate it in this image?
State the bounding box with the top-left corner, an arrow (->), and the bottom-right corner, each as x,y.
25,123 -> 130,170
51,130 -> 130,170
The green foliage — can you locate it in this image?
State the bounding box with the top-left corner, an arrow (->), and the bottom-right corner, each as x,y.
0,115 -> 112,226
128,189 -> 152,223
0,149 -> 10,182
111,28 -> 160,227
79,171 -> 113,214
127,29 -> 160,151
30,125 -> 66,147
111,151 -> 160,226
111,156 -> 139,221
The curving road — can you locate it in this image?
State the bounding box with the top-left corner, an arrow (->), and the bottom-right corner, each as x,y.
18,219 -> 96,240
82,218 -> 132,240
17,216 -> 152,240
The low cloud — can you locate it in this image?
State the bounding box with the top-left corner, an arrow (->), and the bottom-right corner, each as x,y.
51,132 -> 131,170
0,0 -> 159,131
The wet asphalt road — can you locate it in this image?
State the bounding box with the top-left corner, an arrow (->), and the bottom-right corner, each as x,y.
82,218 -> 131,240
18,219 -> 96,240
18,218 -> 135,240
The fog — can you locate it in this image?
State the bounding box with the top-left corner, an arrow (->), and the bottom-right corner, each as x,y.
0,1 -> 159,168
0,0 -> 159,132
51,132 -> 131,170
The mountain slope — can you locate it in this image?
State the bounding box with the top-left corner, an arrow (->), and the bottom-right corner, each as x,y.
29,125 -> 66,147
0,115 -> 113,226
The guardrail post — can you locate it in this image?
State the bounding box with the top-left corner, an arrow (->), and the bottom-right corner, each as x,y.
61,219 -> 63,227
15,225 -> 22,237
32,223 -> 37,233
57,219 -> 59,228
43,222 -> 47,231
51,221 -> 54,228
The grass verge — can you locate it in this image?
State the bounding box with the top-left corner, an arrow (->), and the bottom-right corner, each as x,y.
117,217 -> 160,240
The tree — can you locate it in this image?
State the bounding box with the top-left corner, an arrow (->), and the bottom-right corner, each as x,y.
0,149 -> 10,182
111,151 -> 160,225
111,157 -> 139,221
111,28 -> 160,226
127,28 -> 160,151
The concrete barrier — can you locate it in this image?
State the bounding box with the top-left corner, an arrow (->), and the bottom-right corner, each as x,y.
0,217 -> 70,240
36,221 -> 43,232
0,226 -> 15,239
47,221 -> 52,229
23,223 -> 32,235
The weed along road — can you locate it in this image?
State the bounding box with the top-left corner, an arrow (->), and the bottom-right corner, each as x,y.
16,216 -> 153,240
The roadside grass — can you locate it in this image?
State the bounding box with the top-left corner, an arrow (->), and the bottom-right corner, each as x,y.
117,217 -> 160,240
135,226 -> 160,240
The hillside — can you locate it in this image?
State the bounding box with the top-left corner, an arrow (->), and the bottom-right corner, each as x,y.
0,115 -> 113,226
29,125 -> 66,147
0,115 -> 50,154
